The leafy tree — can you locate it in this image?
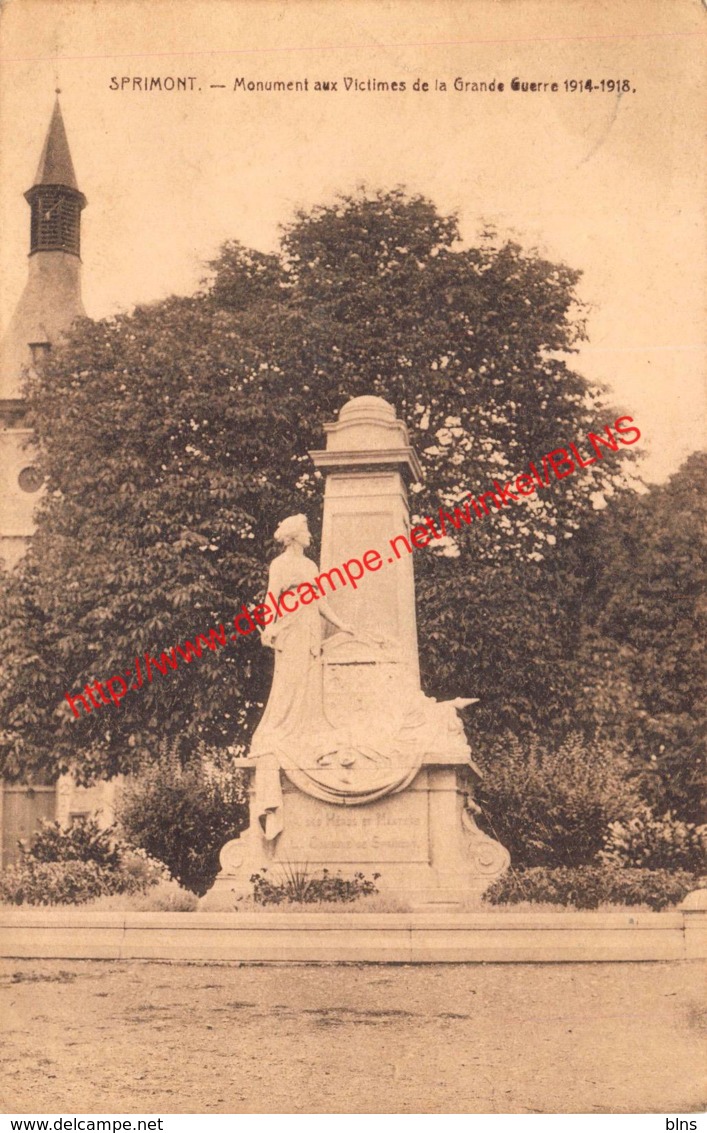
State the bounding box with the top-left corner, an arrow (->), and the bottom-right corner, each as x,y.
0,189 -> 637,782
570,452 -> 707,821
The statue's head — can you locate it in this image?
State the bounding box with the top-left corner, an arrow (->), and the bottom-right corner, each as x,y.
274,513 -> 311,548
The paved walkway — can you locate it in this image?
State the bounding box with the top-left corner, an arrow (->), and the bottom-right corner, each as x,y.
2,959 -> 705,1113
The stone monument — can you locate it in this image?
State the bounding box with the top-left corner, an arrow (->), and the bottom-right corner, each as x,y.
202,395 -> 509,909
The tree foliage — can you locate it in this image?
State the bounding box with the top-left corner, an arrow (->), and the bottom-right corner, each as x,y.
569,452 -> 707,821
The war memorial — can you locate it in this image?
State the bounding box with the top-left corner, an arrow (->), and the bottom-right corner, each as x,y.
2,396 -> 704,963
0,92 -> 703,970
202,394 -> 509,911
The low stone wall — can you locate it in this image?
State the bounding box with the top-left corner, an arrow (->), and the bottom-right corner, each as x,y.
1,908 -> 705,963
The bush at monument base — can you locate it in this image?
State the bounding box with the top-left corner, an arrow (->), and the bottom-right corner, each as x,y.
483,866 -> 700,911
0,851 -> 166,905
250,866 -> 381,906
0,860 -> 113,905
476,733 -> 642,867
117,744 -> 248,896
0,815 -> 168,905
598,807 -> 707,873
20,816 -> 124,869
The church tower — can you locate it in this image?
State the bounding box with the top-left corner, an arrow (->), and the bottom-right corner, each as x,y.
0,95 -> 87,569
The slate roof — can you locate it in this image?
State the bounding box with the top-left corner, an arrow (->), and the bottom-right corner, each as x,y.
31,98 -> 80,191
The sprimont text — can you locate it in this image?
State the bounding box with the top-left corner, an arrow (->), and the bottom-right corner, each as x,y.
64,416 -> 639,719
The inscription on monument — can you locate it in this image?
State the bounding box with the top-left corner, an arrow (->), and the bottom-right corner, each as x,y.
277,787 -> 430,863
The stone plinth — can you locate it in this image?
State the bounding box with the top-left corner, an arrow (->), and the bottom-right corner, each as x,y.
2,908 -> 700,963
201,757 -> 509,910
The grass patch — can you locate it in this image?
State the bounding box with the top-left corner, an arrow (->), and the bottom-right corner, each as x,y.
83,880 -> 199,912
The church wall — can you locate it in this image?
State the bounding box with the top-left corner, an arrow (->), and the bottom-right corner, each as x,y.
0,252 -> 84,401
0,427 -> 41,569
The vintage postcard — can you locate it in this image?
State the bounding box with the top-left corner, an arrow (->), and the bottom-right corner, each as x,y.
0,0 -> 705,1118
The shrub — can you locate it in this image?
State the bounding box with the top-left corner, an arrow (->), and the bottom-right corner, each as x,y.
250,866 -> 380,905
483,865 -> 698,911
475,732 -> 641,867
599,807 -> 707,872
117,742 -> 248,896
10,816 -> 167,903
109,847 -> 168,894
0,860 -> 113,906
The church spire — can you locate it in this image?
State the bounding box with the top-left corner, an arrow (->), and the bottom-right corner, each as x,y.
31,95 -> 81,191
24,95 -> 86,257
1,94 -> 88,568
0,95 -> 86,407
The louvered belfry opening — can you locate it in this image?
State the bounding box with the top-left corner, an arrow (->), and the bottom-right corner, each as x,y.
28,186 -> 82,256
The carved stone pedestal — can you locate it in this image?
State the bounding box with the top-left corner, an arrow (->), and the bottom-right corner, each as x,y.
200,754 -> 508,911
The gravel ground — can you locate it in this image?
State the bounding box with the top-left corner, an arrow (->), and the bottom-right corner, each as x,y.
1,959 -> 705,1114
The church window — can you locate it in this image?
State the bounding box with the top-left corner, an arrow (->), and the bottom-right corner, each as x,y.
18,466 -> 44,493
30,342 -> 51,365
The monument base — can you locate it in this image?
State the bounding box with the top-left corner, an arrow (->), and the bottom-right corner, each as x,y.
201,760 -> 509,911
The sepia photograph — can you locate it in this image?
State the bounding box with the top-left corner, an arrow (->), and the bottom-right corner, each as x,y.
0,0 -> 705,1119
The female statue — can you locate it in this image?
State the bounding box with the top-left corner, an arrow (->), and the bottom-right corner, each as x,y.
249,512 -> 441,838
250,514 -> 353,837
